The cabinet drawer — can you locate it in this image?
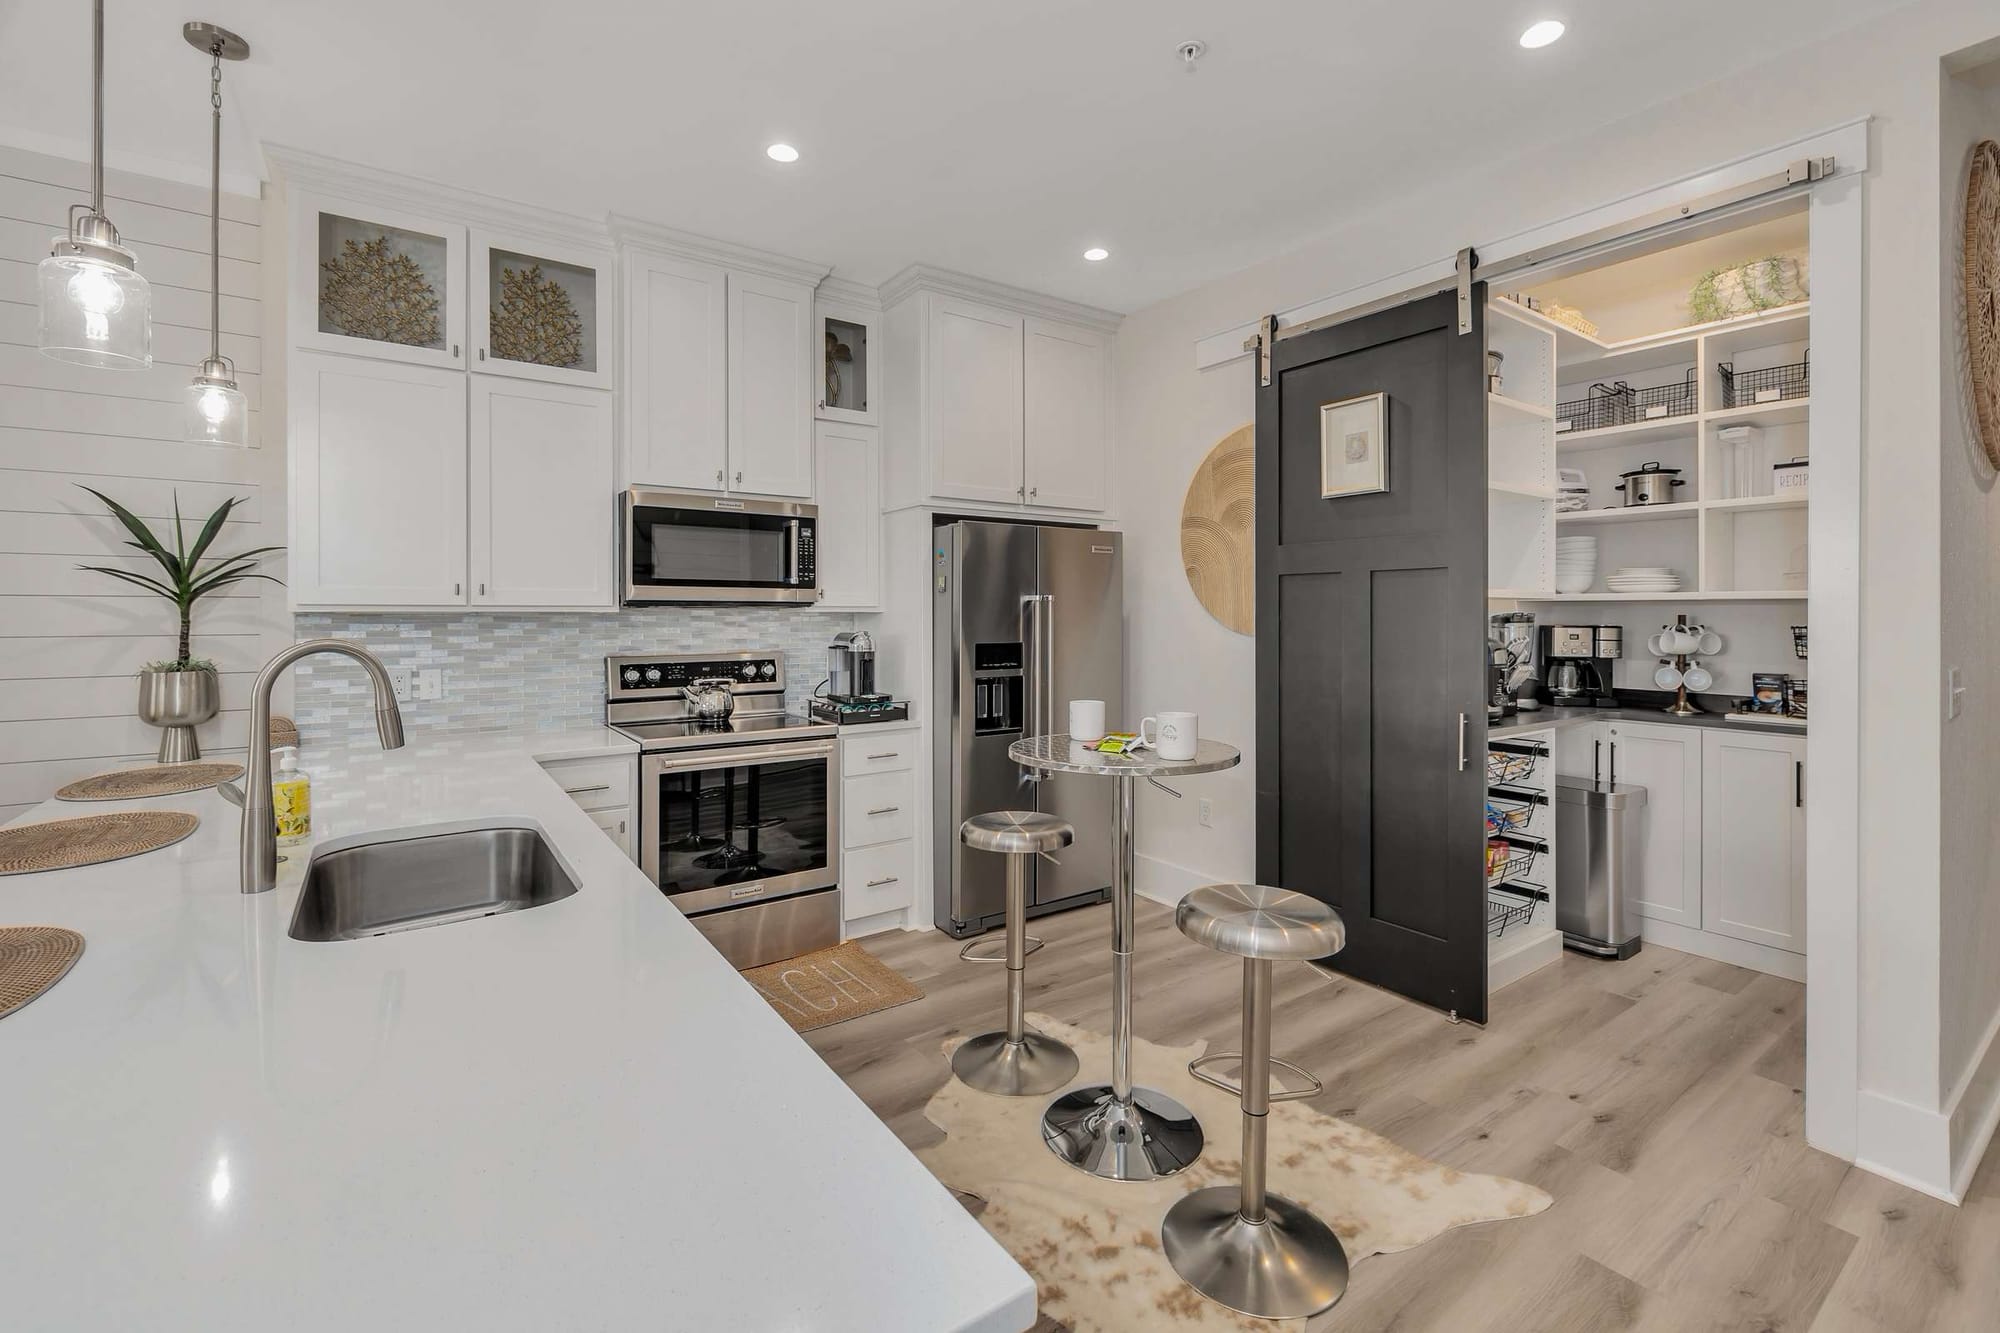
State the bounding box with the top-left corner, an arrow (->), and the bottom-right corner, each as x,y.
588,806 -> 634,862
540,755 -> 633,811
842,838 -> 914,920
843,770 -> 915,848
841,729 -> 917,777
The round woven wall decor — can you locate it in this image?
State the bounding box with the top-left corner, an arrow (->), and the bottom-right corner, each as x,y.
1180,424 -> 1255,636
1967,139 -> 2000,469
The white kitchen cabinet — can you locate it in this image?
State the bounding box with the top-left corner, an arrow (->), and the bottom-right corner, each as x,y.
541,755 -> 637,864
290,351 -> 467,607
1700,729 -> 1806,952
813,423 -> 882,611
816,298 -> 879,426
470,230 -> 614,390
289,190 -> 467,371
1023,317 -> 1109,511
1606,721 -> 1703,928
623,250 -> 729,491
836,720 -> 920,929
469,379 -> 615,608
930,295 -> 1027,504
1552,718 -> 1603,782
727,272 -> 816,497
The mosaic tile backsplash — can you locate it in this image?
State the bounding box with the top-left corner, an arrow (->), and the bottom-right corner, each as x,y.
292,609 -> 855,749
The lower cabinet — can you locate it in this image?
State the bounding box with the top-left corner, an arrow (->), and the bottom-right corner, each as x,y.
539,754 -> 636,863
1700,729 -> 1806,952
838,727 -> 917,929
1607,722 -> 1703,929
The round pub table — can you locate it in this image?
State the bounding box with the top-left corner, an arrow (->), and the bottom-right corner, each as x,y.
1007,733 -> 1241,1181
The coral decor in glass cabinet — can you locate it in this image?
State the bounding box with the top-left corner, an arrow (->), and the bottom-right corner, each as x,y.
289,190 -> 466,370
471,230 -> 614,390
815,298 -> 878,426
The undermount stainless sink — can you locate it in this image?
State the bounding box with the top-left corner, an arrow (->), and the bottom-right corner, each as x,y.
289,820 -> 579,942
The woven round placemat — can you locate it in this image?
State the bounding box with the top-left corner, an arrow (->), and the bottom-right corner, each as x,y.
56,762 -> 245,802
0,926 -> 85,1020
0,811 -> 199,877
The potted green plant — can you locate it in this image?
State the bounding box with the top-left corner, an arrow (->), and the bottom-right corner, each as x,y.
77,487 -> 282,762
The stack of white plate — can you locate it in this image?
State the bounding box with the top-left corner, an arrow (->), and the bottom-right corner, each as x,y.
1556,536 -> 1597,594
1605,566 -> 1683,594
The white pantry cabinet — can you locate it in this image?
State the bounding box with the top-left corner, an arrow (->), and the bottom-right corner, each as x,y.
1700,729 -> 1806,952
1023,317 -> 1109,511
290,351 -> 467,606
469,379 -> 615,607
623,250 -> 729,491
813,422 -> 883,612
930,295 -> 1027,504
727,271 -> 817,497
1606,721 -> 1704,929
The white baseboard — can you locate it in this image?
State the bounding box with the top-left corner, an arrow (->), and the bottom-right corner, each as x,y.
843,907 -> 910,940
1134,852 -> 1228,908
1855,1089 -> 1958,1204
1947,1002 -> 2000,1199
1638,918 -> 1806,982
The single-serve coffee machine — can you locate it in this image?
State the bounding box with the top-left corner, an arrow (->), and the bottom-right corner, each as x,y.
826,630 -> 879,700
1541,624 -> 1621,708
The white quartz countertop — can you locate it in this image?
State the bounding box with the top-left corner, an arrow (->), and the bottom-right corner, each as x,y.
0,726 -> 1034,1332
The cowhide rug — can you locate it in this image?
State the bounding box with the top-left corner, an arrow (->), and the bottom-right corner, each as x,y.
919,1014 -> 1552,1332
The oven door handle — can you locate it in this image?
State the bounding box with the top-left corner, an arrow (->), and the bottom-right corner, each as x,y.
643,741 -> 835,774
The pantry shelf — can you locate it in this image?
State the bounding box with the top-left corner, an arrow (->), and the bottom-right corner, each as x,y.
1557,502 -> 1699,525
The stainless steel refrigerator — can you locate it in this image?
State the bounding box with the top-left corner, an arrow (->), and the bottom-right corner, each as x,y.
933,521 -> 1123,937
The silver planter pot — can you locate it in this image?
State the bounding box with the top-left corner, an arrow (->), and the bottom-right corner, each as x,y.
137,667 -> 219,763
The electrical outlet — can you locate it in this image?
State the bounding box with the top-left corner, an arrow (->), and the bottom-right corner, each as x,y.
1198,798 -> 1213,827
388,668 -> 415,703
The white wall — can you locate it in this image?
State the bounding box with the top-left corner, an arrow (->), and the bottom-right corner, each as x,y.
1112,0 -> 2000,1196
0,145 -> 285,824
1937,55 -> 2000,1185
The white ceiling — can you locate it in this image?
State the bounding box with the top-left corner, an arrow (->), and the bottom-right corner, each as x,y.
0,0 -> 1908,313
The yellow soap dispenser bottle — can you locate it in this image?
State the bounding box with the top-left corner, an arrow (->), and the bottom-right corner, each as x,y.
271,745 -> 311,845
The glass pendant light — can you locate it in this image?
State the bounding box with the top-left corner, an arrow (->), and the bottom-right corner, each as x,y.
182,22 -> 250,446
38,0 -> 153,368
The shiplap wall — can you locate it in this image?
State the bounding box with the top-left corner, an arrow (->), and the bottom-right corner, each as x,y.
0,144 -> 284,824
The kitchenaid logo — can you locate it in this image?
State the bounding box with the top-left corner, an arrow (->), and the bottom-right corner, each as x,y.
729,884 -> 767,900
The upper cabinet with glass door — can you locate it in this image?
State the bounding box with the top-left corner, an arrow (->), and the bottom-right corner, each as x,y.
815,299 -> 879,426
289,191 -> 466,370
471,231 -> 614,389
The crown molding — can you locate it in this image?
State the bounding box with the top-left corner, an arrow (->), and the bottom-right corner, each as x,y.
814,275 -> 883,311
878,264 -> 1123,334
608,214 -> 831,287
261,143 -> 610,251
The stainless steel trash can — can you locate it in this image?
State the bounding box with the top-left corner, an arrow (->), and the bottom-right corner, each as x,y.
1555,776 -> 1647,959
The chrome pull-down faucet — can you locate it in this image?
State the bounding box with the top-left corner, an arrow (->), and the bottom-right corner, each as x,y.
239,639 -> 405,893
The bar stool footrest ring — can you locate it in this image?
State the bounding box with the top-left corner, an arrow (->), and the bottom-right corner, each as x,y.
1187,1051 -> 1324,1102
957,935 -> 1044,963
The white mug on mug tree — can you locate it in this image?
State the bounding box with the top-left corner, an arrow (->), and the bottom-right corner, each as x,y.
1139,711 -> 1199,761
1068,699 -> 1107,742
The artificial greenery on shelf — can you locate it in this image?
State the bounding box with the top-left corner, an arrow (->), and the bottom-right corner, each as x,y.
76,486 -> 283,671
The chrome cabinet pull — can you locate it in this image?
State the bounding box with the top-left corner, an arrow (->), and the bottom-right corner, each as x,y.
715,468 -> 723,486
453,582 -> 461,596
451,343 -> 460,357
1593,738 -> 1602,786
735,470 -> 743,484
866,805 -> 900,816
478,582 -> 485,596
563,783 -> 611,796
477,348 -> 485,361
1456,713 -> 1468,771
865,875 -> 899,887
866,751 -> 899,760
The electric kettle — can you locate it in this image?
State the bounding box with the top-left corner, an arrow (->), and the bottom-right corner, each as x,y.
680,677 -> 736,722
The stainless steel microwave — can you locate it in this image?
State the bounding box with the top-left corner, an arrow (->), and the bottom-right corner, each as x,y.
622,487 -> 820,605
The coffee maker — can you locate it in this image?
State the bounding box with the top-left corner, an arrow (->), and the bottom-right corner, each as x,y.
813,631 -> 909,724
1541,624 -> 1621,708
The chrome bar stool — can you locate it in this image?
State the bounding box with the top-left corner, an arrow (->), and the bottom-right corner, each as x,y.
950,812 -> 1080,1096
1162,883 -> 1349,1321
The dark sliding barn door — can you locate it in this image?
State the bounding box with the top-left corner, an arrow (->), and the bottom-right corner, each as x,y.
1254,288 -> 1492,1022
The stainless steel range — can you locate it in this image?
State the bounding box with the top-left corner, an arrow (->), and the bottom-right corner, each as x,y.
606,651 -> 839,969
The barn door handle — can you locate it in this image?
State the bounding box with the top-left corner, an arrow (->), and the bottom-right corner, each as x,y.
1456,713 -> 1468,771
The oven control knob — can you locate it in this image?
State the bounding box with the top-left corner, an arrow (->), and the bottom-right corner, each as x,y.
644,667 -> 662,684
742,663 -> 759,680
760,662 -> 776,679
622,668 -> 641,685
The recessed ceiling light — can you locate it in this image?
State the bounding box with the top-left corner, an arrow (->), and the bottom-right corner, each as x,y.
1519,19 -> 1565,48
1083,247 -> 1110,262
766,143 -> 799,163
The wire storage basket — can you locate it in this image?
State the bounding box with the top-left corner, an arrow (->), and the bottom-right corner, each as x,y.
1632,368 -> 1699,422
1486,749 -> 1541,786
1719,349 -> 1809,409
1792,625 -> 1808,660
1488,887 -> 1537,937
1486,839 -> 1537,889
1555,380 -> 1635,435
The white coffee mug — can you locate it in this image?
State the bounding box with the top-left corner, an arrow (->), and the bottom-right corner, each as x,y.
1068,698 -> 1107,743
1140,711 -> 1199,762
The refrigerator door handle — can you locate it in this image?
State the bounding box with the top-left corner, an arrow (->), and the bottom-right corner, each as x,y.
1019,594 -> 1052,784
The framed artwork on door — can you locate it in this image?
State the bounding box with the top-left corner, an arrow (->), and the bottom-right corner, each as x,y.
1319,392 -> 1388,497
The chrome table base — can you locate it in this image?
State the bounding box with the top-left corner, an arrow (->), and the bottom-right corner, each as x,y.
1040,1083 -> 1204,1180
1160,1186 -> 1350,1319
952,1030 -> 1078,1097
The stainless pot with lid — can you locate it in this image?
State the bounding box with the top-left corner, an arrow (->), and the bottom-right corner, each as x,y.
1615,461 -> 1686,506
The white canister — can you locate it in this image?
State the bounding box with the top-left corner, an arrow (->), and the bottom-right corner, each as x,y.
1140,711 -> 1199,762
1068,699 -> 1107,743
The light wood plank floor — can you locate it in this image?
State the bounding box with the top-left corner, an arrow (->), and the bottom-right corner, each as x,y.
807,901 -> 2000,1332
